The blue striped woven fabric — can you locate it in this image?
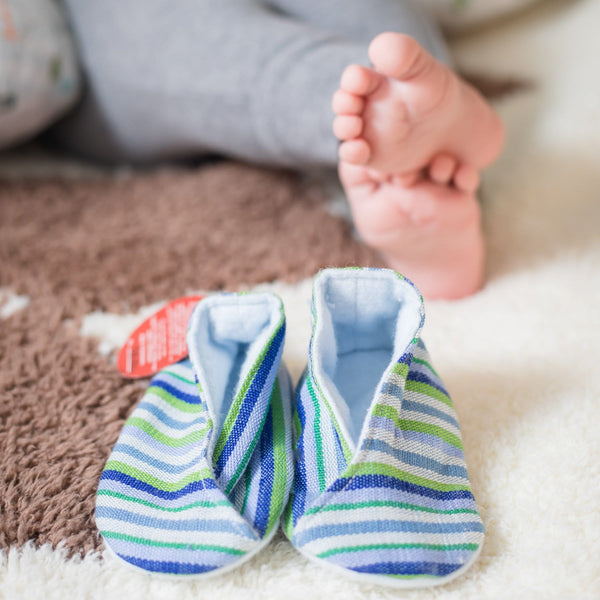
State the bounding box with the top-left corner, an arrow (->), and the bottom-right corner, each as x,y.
96,293 -> 294,576
283,268 -> 484,587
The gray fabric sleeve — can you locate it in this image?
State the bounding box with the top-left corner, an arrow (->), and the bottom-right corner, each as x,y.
267,0 -> 452,65
52,0 -> 448,167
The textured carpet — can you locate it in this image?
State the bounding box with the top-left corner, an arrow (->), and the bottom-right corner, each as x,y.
1,1 -> 600,598
0,164 -> 379,558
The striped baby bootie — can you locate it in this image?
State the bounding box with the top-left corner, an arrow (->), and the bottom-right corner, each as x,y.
283,268 -> 484,588
96,292 -> 294,577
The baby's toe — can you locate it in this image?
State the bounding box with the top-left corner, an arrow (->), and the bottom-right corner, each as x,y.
392,171 -> 421,187
368,32 -> 434,82
340,64 -> 382,96
339,139 -> 371,165
333,115 -> 363,140
453,164 -> 480,193
332,89 -> 365,115
429,154 -> 457,185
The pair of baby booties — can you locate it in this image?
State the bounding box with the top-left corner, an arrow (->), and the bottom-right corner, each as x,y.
96,267 -> 484,588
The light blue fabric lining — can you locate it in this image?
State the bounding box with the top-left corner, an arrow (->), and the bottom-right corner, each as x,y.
187,294 -> 283,437
312,271 -> 422,446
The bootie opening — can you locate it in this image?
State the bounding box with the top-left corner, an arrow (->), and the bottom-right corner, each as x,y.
313,269 -> 422,446
187,293 -> 284,438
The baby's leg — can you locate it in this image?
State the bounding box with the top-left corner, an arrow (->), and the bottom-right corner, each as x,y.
52,0 -> 367,166
269,1 -> 504,297
55,0 -> 504,299
268,0 -> 451,65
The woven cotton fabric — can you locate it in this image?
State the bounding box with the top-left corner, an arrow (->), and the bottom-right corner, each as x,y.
95,294 -> 293,576
284,268 -> 484,586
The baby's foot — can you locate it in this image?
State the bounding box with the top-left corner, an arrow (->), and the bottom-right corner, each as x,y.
339,162 -> 485,299
332,32 -> 504,174
332,33 -> 504,298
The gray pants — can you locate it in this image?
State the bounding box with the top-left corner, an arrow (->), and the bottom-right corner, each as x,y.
53,0 -> 450,167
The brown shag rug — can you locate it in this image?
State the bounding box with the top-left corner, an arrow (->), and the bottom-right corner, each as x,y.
0,162 -> 379,558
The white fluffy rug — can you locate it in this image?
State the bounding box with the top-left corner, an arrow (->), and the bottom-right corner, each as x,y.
1,0 -> 599,598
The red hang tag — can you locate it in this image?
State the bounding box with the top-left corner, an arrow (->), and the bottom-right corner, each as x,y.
117,295 -> 204,378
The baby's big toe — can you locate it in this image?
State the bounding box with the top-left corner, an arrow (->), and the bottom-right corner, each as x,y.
368,32 -> 430,81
